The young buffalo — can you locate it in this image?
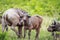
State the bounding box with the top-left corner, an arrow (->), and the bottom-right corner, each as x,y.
22,15 -> 43,40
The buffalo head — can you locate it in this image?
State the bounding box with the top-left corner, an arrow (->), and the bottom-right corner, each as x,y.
47,20 -> 60,32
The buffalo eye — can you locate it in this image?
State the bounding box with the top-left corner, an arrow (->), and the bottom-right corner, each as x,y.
20,16 -> 23,18
52,26 -> 55,28
27,15 -> 31,18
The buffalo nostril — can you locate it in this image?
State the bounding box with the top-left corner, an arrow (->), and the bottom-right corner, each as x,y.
24,20 -> 26,22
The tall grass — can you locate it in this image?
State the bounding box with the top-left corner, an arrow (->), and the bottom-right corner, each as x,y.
0,0 -> 60,40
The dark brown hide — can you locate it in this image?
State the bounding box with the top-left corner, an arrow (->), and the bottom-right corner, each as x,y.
24,15 -> 43,40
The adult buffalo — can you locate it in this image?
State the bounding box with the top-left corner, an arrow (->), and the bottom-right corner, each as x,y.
2,8 -> 28,38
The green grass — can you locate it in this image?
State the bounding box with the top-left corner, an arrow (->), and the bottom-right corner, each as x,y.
0,28 -> 53,40
0,17 -> 54,40
0,0 -> 60,17
0,0 -> 60,40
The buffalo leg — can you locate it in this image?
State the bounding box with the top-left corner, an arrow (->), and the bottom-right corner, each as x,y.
5,25 -> 8,31
18,26 -> 23,38
2,24 -> 8,32
2,26 -> 5,32
11,25 -> 19,37
2,18 -> 6,32
35,28 -> 40,40
53,32 -> 57,40
24,28 -> 27,38
28,30 -> 31,40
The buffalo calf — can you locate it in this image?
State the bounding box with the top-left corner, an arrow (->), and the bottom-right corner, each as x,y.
23,15 -> 43,40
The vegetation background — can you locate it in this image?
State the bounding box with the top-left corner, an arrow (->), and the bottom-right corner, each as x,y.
0,0 -> 60,40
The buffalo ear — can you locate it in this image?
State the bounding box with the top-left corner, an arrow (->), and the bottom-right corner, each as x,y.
54,20 -> 56,25
52,20 -> 56,25
28,15 -> 31,18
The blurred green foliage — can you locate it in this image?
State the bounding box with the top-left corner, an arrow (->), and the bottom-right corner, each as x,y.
0,0 -> 60,40
0,0 -> 60,17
